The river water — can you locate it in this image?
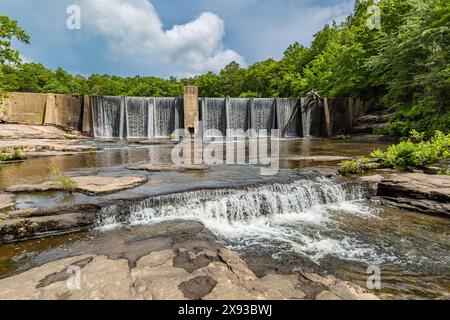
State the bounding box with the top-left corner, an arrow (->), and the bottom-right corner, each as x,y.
0,138 -> 448,299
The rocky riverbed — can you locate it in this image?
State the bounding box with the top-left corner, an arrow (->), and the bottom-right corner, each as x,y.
0,221 -> 378,300
0,127 -> 449,300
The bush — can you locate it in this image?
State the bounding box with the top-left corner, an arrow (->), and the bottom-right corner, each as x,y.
371,131 -> 450,171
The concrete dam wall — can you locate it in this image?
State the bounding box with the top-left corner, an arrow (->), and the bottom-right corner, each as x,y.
0,89 -> 371,138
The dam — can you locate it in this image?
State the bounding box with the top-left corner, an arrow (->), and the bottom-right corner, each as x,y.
91,96 -> 322,139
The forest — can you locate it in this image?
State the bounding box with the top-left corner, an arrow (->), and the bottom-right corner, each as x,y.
0,0 -> 449,136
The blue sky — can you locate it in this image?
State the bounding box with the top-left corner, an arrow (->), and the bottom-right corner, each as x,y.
0,0 -> 354,78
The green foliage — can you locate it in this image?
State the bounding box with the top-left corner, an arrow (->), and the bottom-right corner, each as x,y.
333,134 -> 352,140
340,160 -> 364,175
0,148 -> 23,161
371,131 -> 450,170
339,158 -> 372,175
0,16 -> 29,98
51,167 -> 76,193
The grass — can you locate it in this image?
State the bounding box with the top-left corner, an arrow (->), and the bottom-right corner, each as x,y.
51,167 -> 77,193
339,159 -> 366,175
0,149 -> 24,161
333,134 -> 351,140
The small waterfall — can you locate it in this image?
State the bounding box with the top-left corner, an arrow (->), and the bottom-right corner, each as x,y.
226,98 -> 250,137
154,97 -> 182,138
201,98 -> 227,137
276,98 -> 301,137
301,98 -> 312,138
92,96 -> 124,138
96,178 -> 365,229
251,98 -> 276,136
125,97 -> 149,138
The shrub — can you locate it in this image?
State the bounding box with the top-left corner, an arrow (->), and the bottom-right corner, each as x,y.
371,131 -> 450,171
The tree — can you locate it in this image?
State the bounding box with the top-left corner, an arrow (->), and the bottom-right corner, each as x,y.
0,16 -> 30,97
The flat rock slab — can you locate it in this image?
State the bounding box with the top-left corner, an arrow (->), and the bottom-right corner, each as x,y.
378,173 -> 450,217
4,176 -> 148,195
0,139 -> 96,154
0,193 -> 15,210
378,173 -> 450,203
0,124 -> 81,140
128,163 -> 209,172
285,156 -> 352,162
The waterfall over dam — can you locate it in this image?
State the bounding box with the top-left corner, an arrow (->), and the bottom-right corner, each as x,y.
92,96 -> 322,139
92,96 -> 182,138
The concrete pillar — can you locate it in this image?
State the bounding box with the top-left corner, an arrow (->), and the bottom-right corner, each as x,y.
82,95 -> 92,134
43,93 -> 56,126
183,86 -> 199,135
323,98 -> 332,138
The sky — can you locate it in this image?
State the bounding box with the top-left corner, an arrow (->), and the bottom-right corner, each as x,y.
0,0 -> 354,78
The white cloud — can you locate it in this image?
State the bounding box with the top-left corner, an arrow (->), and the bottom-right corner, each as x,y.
81,0 -> 245,76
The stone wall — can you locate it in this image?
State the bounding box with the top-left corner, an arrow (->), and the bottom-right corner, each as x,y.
1,92 -> 84,131
0,92 -> 47,125
44,94 -> 84,131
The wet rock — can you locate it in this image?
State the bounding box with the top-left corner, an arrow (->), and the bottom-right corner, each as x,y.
127,163 -> 209,172
173,248 -> 219,273
178,276 -> 217,300
0,212 -> 95,242
378,173 -> 450,217
5,176 -> 148,195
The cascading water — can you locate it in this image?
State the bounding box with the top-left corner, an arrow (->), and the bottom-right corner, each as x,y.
276,98 -> 301,137
226,98 -> 250,137
125,97 -> 153,138
92,96 -> 124,138
251,98 -> 276,136
96,178 -> 384,263
201,98 -> 227,137
154,97 -> 181,138
92,96 -> 180,139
